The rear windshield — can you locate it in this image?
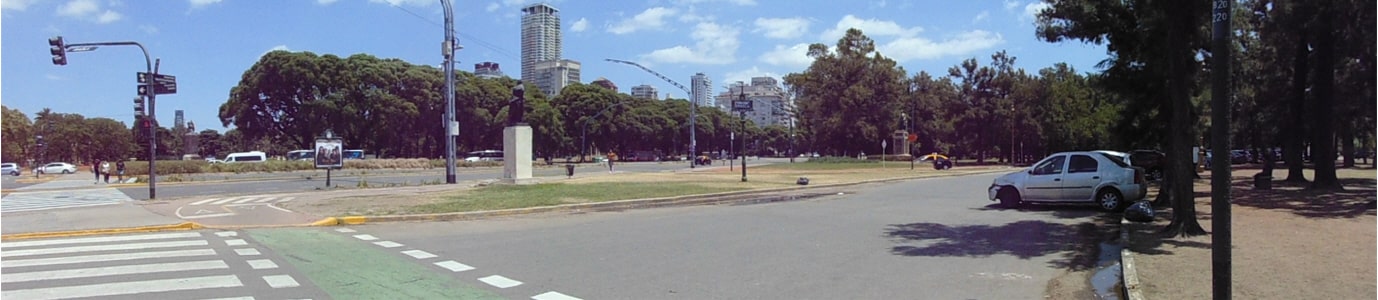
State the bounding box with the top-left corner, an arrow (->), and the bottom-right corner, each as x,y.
1097,152 -> 1130,168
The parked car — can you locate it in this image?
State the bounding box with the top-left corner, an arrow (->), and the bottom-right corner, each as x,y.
2,163 -> 20,176
464,150 -> 503,162
1230,150 -> 1251,164
36,162 -> 78,174
1128,150 -> 1166,181
988,150 -> 1147,211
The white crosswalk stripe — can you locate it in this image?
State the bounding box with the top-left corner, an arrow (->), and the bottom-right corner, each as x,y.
0,230 -> 311,299
1,188 -> 133,213
188,196 -> 293,206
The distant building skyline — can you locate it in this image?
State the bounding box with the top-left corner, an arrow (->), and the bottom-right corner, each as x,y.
532,59 -> 581,97
715,76 -> 790,128
691,73 -> 712,108
631,84 -> 658,100
591,77 -> 618,91
520,3 -> 560,86
474,62 -> 505,79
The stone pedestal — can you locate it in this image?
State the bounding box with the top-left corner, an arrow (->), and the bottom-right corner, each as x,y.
503,125 -> 535,184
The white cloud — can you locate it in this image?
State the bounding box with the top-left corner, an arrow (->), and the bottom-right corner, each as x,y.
820,15 -> 923,42
2,0 -> 37,11
972,11 -> 989,23
262,45 -> 291,57
879,30 -> 1004,62
1004,0 -> 1021,11
607,7 -> 676,35
759,43 -> 813,70
1023,2 -> 1050,21
56,0 -> 123,23
95,10 -> 121,23
57,0 -> 98,17
869,0 -> 886,9
139,24 -> 159,34
189,0 -> 221,9
485,2 -> 499,12
672,0 -> 756,5
641,22 -> 740,65
570,17 -> 588,32
318,0 -> 339,5
368,0 -> 433,7
753,17 -> 809,39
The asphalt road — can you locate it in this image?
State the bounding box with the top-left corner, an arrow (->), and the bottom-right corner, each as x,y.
332,172 -> 1109,299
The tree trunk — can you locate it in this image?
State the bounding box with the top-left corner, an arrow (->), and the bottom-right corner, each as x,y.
1159,1 -> 1207,237
1341,121 -> 1356,168
1308,3 -> 1343,190
1283,27 -> 1311,183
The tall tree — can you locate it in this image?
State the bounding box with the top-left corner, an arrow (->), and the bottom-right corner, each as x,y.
785,29 -> 906,156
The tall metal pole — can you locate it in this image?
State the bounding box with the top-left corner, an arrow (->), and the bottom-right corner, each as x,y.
739,85 -> 747,182
689,90 -> 697,168
1209,0 -> 1232,298
442,0 -> 458,184
149,59 -> 158,199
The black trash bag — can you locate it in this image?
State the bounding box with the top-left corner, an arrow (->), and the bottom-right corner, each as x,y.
1124,201 -> 1155,223
796,177 -> 810,185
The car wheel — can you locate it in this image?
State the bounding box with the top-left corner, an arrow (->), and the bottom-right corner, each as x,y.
997,187 -> 1022,208
63,169 -> 73,174
1096,189 -> 1125,212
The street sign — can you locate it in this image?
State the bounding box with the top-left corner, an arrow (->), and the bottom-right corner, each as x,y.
907,133 -> 918,143
732,100 -> 753,112
136,72 -> 177,95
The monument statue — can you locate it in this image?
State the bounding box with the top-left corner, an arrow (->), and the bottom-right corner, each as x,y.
508,81 -> 526,126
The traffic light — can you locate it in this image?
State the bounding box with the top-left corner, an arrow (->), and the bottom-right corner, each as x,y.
134,97 -> 145,116
48,36 -> 67,66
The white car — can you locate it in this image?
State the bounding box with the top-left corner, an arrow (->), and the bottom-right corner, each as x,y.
36,162 -> 78,174
2,163 -> 19,176
988,150 -> 1147,211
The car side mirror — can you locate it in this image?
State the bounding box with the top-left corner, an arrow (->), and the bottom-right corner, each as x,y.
1026,169 -> 1033,175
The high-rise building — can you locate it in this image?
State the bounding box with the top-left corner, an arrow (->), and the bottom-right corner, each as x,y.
591,77 -> 618,91
521,3 -> 561,84
474,62 -> 505,79
691,73 -> 712,108
532,59 -> 581,97
715,76 -> 791,128
631,84 -> 658,100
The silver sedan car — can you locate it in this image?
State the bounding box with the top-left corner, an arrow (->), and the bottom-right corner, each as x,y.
36,162 -> 78,174
988,150 -> 1147,211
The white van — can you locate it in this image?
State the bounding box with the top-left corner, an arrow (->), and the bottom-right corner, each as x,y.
223,151 -> 268,163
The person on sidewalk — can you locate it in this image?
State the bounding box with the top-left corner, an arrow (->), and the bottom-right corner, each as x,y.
93,158 -> 101,184
116,160 -> 126,182
101,161 -> 111,183
607,151 -> 617,173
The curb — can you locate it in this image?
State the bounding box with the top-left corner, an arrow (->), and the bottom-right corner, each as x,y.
1121,217 -> 1147,300
1,222 -> 204,241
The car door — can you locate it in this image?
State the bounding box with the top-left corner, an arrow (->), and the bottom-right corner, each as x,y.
1060,154 -> 1102,202
1024,155 -> 1067,201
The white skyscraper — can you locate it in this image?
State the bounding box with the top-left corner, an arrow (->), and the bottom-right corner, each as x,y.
521,3 -> 561,85
691,73 -> 712,108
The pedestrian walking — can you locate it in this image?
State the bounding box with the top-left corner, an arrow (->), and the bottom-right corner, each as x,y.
101,161 -> 111,183
116,160 -> 126,182
607,151 -> 617,173
93,159 -> 101,184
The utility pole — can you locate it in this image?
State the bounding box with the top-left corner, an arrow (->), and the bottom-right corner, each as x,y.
1209,0 -> 1233,299
442,0 -> 459,184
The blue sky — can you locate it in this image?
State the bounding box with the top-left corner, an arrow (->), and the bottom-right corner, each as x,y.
2,0 -> 1107,131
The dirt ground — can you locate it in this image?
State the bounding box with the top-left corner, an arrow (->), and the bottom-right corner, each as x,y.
1127,166 -> 1377,299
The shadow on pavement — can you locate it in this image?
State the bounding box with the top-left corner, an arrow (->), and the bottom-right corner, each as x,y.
883,212 -> 1122,271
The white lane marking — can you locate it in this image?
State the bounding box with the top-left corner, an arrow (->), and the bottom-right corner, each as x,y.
267,203 -> 294,213
0,232 -> 202,249
200,297 -> 256,300
0,201 -> 121,213
263,275 -> 300,288
188,198 -> 221,205
2,260 -> 228,283
334,228 -> 357,233
231,197 -> 264,204
180,212 -> 238,219
276,197 -> 295,202
208,197 -> 244,205
0,275 -> 243,300
254,197 -> 283,203
225,239 -> 248,246
215,231 -> 239,237
433,261 -> 474,272
246,259 -> 279,270
234,248 -> 261,256
477,275 -> 523,288
532,291 -> 583,300
353,234 -> 378,241
1,249 -> 216,268
1,240 -> 208,258
401,250 -> 437,259
373,241 -> 403,248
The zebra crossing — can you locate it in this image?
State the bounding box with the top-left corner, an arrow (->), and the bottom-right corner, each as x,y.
0,231 -> 321,300
187,196 -> 296,206
1,188 -> 133,213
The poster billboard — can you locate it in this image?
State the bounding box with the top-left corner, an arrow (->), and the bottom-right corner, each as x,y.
314,137 -> 344,169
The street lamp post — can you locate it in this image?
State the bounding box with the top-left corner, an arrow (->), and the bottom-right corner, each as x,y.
442,0 -> 459,184
738,83 -> 748,182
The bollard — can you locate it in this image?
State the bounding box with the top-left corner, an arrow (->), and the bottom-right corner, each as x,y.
565,164 -> 575,178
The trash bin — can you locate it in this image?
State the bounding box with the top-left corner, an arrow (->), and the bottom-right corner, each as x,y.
565,164 -> 575,178
1254,173 -> 1272,190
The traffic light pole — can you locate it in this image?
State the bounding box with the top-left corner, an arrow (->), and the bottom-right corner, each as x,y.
56,40 -> 158,199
